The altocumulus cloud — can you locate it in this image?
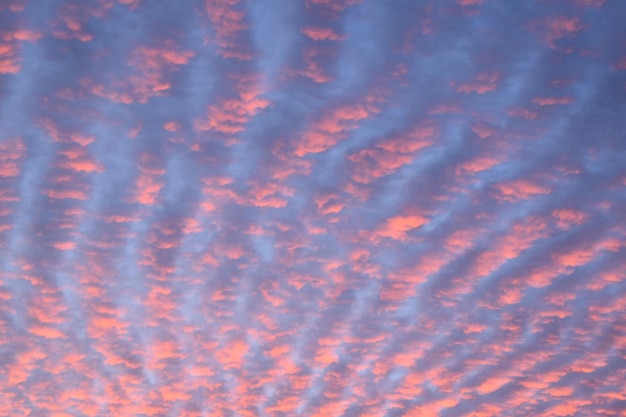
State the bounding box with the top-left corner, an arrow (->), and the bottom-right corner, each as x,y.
0,0 -> 625,416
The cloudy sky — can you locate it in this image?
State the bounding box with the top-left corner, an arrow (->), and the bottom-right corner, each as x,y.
1,0 -> 625,416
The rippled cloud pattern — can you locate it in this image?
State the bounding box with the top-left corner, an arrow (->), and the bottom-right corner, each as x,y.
1,0 -> 625,416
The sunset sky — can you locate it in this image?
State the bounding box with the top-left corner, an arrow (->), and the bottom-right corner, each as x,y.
1,0 -> 625,416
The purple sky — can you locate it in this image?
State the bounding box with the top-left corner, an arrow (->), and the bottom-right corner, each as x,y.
1,0 -> 626,416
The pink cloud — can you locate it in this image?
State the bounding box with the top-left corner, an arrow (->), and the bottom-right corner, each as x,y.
307,0 -> 360,12
526,16 -> 586,49
0,137 -> 26,177
508,107 -> 539,119
472,217 -> 549,278
371,213 -> 428,241
575,0 -> 605,6
205,0 -> 252,59
492,179 -> 552,202
294,101 -> 379,156
532,96 -> 574,106
85,42 -> 195,104
0,2 -> 622,416
301,27 -> 344,41
0,30 -> 42,73
453,71 -> 500,94
195,72 -> 270,144
455,156 -> 502,177
551,208 -> 589,229
458,0 -> 484,5
349,124 -> 434,183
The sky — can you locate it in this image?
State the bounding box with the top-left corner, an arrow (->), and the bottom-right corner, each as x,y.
0,0 -> 625,416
